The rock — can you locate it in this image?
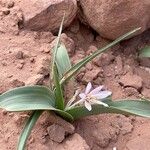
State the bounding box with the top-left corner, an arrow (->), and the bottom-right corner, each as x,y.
142,88 -> 150,98
124,87 -> 139,97
16,63 -> 24,69
15,51 -> 24,59
124,123 -> 150,150
119,73 -> 143,90
79,0 -> 150,40
25,74 -> 45,85
70,19 -> 80,33
139,58 -> 150,68
1,8 -> 10,15
93,52 -> 115,67
40,112 -> 75,135
36,56 -> 50,76
47,124 -> 65,143
19,0 -> 77,31
83,67 -> 100,83
10,79 -> 25,87
6,0 -> 14,8
60,33 -> 75,56
57,133 -> 90,150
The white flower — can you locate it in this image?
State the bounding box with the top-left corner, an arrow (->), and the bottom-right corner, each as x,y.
78,82 -> 112,111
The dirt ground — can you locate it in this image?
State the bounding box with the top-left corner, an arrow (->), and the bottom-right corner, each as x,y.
0,1 -> 150,150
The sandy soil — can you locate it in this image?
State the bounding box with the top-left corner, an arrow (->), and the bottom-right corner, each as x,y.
0,1 -> 150,150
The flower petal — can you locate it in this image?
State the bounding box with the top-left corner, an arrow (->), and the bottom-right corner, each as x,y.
84,101 -> 92,111
79,93 -> 86,99
91,99 -> 109,107
93,91 -> 112,99
85,82 -> 92,94
89,86 -> 104,95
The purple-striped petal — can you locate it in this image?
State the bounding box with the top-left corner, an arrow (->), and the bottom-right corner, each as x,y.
85,82 -> 92,94
84,101 -> 92,111
93,91 -> 112,99
79,93 -> 86,99
89,86 -> 104,95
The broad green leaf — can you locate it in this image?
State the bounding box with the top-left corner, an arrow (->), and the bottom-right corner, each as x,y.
66,99 -> 150,120
56,44 -> 71,78
51,15 -> 65,82
18,110 -> 43,150
0,85 -> 73,120
139,46 -> 150,57
60,28 -> 141,84
0,86 -> 55,111
53,64 -> 64,110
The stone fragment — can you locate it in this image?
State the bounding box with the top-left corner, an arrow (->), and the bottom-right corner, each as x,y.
19,0 -> 77,31
10,79 -> 25,87
39,112 -> 75,135
119,73 -> 143,90
25,74 -> 44,85
47,124 -> 65,143
36,56 -> 50,76
83,67 -> 100,83
2,8 -> 10,15
80,0 -> 150,40
124,123 -> 150,150
57,133 -> 90,150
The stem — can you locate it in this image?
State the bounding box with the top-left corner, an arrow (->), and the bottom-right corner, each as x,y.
65,98 -> 84,110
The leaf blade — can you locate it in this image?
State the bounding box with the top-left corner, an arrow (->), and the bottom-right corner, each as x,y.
51,14 -> 65,82
0,86 -> 55,111
66,99 -> 150,120
53,64 -> 65,110
56,44 -> 71,78
60,28 -> 141,84
18,110 -> 43,150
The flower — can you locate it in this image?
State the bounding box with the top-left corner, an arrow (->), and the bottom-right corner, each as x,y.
78,82 -> 112,111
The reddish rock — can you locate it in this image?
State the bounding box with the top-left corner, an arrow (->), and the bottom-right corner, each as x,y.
80,0 -> 150,40
10,79 -> 25,87
57,133 -> 90,150
119,73 -> 143,90
25,74 -> 44,85
36,56 -> 50,76
47,124 -> 65,143
124,123 -> 150,150
83,67 -> 100,83
18,0 -> 77,31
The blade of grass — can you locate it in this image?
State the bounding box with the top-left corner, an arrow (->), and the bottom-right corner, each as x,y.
50,14 -> 65,84
18,110 -> 43,150
66,99 -> 150,120
60,28 -> 141,84
53,64 -> 64,110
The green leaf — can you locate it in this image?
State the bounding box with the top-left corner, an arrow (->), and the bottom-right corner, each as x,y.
18,110 -> 43,150
60,28 -> 141,84
56,44 -> 71,78
53,64 -> 65,110
55,110 -> 74,122
66,99 -> 150,120
0,86 -> 56,111
139,46 -> 150,58
51,15 -> 65,82
0,85 -> 73,121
